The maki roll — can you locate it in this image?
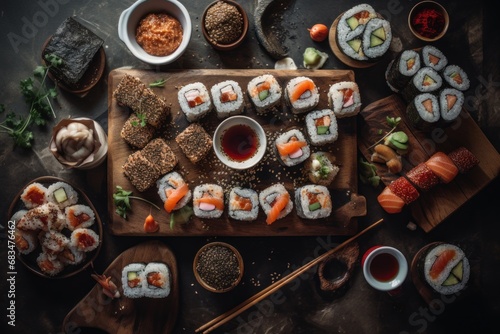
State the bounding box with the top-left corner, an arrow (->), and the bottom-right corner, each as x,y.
423,243 -> 470,295
157,171 -> 192,213
385,50 -> 421,92
305,151 -> 340,186
305,109 -> 339,146
14,228 -> 38,255
419,45 -> 448,71
425,152 -> 458,184
143,262 -> 171,298
122,263 -> 146,298
447,146 -> 479,174
46,182 -> 79,209
295,185 -> 332,219
40,230 -> 70,255
228,187 -> 259,221
275,128 -> 310,167
58,245 -> 86,265
328,81 -> 362,118
20,182 -> 48,209
17,202 -> 65,232
362,18 -> 392,60
247,74 -> 282,113
178,82 -> 212,122
406,93 -> 440,131
70,227 -> 100,252
259,184 -> 293,225
64,204 -> 95,231
438,87 -> 464,123
285,76 -> 320,114
211,80 -> 244,119
442,65 -> 470,91
193,184 -> 224,219
401,67 -> 443,103
37,252 -> 64,276
406,163 -> 440,191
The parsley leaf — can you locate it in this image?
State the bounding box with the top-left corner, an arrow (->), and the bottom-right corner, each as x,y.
149,78 -> 166,88
112,185 -> 160,219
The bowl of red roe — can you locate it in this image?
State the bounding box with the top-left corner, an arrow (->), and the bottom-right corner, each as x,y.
408,1 -> 449,42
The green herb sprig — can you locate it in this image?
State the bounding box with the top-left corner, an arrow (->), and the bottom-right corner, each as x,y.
113,186 -> 161,219
131,112 -> 147,127
149,79 -> 166,88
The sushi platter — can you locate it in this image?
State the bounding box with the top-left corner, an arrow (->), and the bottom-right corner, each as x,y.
359,94 -> 500,232
107,68 -> 366,236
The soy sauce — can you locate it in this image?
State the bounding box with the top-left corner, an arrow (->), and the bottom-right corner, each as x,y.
370,253 -> 399,282
221,124 -> 258,161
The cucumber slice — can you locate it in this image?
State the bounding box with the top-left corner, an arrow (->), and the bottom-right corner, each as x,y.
347,38 -> 362,52
372,27 -> 386,40
316,125 -> 329,135
346,16 -> 359,30
258,90 -> 269,101
451,260 -> 463,280
442,274 -> 459,286
423,74 -> 435,86
53,187 -> 68,203
392,131 -> 409,144
308,202 -> 321,211
370,34 -> 384,47
389,139 -> 408,150
304,47 -> 321,66
127,271 -> 137,281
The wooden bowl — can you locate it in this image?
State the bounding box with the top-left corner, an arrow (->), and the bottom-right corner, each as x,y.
408,1 -> 449,42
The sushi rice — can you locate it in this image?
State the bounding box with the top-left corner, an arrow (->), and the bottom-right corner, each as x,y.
46,181 -> 79,209
122,263 -> 146,298
401,67 -> 442,103
228,187 -> 259,221
258,184 -> 293,222
178,82 -> 212,122
442,65 -> 470,91
328,81 -> 362,118
193,184 -> 224,219
362,18 -> 392,60
143,262 -> 171,298
305,109 -> 339,146
284,76 -> 320,114
210,80 -> 244,119
420,45 -> 448,71
294,185 -> 332,219
157,171 -> 192,212
438,87 -> 464,123
247,74 -> 282,113
274,128 -> 310,167
70,227 -> 100,252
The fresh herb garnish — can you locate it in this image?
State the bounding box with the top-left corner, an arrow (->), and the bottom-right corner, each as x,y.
0,53 -> 62,148
367,116 -> 404,150
359,157 -> 381,187
149,79 -> 166,88
131,112 -> 147,127
169,205 -> 193,230
113,185 -> 160,219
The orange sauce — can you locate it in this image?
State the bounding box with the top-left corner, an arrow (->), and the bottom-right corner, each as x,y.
136,13 -> 183,56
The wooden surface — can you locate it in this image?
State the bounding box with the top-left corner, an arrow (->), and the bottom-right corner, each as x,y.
63,240 -> 179,334
107,68 -> 366,236
359,94 -> 500,232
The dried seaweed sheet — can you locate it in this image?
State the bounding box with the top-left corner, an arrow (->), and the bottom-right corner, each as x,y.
44,17 -> 103,84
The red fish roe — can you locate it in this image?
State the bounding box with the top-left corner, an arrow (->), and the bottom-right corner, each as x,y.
447,147 -> 479,174
411,7 -> 446,39
406,163 -> 440,191
388,176 -> 420,204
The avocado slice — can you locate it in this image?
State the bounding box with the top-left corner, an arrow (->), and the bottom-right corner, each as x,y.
423,74 -> 436,86
308,202 -> 321,211
347,38 -> 362,52
53,187 -> 68,203
370,34 -> 384,47
316,125 -> 329,135
451,260 -> 464,280
372,27 -> 386,40
442,274 -> 459,286
346,16 -> 359,30
127,271 -> 138,281
392,131 -> 409,144
303,47 -> 321,66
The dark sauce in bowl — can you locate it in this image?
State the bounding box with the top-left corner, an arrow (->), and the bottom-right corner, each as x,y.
221,124 -> 258,161
370,252 -> 400,282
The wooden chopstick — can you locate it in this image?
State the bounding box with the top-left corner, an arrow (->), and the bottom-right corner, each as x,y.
195,218 -> 384,334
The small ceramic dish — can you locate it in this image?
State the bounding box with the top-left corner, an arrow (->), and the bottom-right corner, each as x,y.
408,1 -> 449,42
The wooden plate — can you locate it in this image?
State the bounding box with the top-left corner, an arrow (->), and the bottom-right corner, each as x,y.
7,176 -> 103,279
107,68 -> 366,236
63,240 -> 179,333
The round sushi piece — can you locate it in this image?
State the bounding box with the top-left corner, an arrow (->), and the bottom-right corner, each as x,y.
406,163 -> 440,191
424,243 -> 470,295
37,252 -> 64,276
305,109 -> 339,146
420,45 -> 448,71
275,128 -> 310,167
284,76 -> 319,114
193,184 -> 224,219
65,204 -> 95,231
425,152 -> 458,183
305,151 -> 340,186
122,263 -> 146,298
40,230 -> 70,255
58,245 -> 86,265
385,49 -> 421,92
178,82 -> 212,122
388,176 -> 419,205
157,171 -> 192,213
259,184 -> 293,225
10,209 -> 27,224
14,228 -> 38,255
447,146 -> 479,174
17,202 -> 65,232
210,80 -> 244,119
70,227 -> 100,252
328,81 -> 361,118
20,182 -> 48,209
438,87 -> 464,123
247,74 -> 282,113
295,185 -> 332,219
46,181 -> 79,209
143,262 -> 171,298
228,187 -> 259,221
401,67 -> 443,103
362,18 -> 392,60
442,65 -> 470,91
406,93 -> 440,131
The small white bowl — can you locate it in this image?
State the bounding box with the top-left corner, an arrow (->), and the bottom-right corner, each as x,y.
118,0 -> 192,65
362,246 -> 408,292
213,116 -> 267,170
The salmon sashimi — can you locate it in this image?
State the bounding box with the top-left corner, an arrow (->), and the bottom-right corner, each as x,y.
266,192 -> 290,225
164,183 -> 189,213
377,187 -> 405,214
425,152 -> 459,183
196,195 -> 224,211
276,139 -> 307,157
290,80 -> 315,103
429,249 -> 457,280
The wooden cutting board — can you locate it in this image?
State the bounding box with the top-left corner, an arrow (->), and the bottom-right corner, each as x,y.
107,68 -> 366,236
63,241 -> 179,334
359,94 -> 500,232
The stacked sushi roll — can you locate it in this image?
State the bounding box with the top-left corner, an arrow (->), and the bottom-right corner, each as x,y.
385,49 -> 421,92
406,93 -> 440,131
328,81 -> 362,118
157,171 -> 192,213
247,74 -> 282,113
401,67 -> 443,103
419,45 -> 448,71
122,262 -> 171,298
211,80 -> 245,119
228,187 -> 259,221
193,184 -> 224,219
305,109 -> 339,146
275,128 -> 310,166
438,88 -> 464,123
259,184 -> 293,225
294,185 -> 332,219
284,76 -> 320,114
178,82 -> 212,122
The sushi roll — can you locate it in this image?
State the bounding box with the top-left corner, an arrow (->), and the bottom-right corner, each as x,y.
401,67 -> 443,103
447,146 -> 479,174
295,185 -> 332,219
247,74 -> 282,113
305,151 -> 340,186
211,80 -> 244,119
14,229 -> 38,255
419,45 -> 448,71
46,182 -> 79,209
65,204 -> 95,231
406,163 -> 440,191
328,81 -> 362,118
406,93 -> 440,131
141,138 -> 178,175
40,230 -> 70,256
228,187 -> 259,221
37,252 -> 64,276
362,18 -> 392,60
70,227 -> 100,252
385,50 -> 421,92
438,87 -> 464,123
193,184 -> 224,219
20,182 -> 48,209
259,184 -> 293,225
305,109 -> 339,146
423,243 -> 470,295
275,128 -> 310,167
122,263 -> 146,298
284,76 -> 320,114
442,65 -> 470,91
178,82 -> 212,122
17,202 -> 65,232
58,245 -> 86,265
425,152 -> 459,183
175,123 -> 213,164
157,171 -> 192,213
142,262 -> 171,298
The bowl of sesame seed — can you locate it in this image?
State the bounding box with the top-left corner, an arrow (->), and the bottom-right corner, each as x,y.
201,0 -> 249,51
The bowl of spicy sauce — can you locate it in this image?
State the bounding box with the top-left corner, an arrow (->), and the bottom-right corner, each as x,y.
408,1 -> 449,42
213,116 -> 267,170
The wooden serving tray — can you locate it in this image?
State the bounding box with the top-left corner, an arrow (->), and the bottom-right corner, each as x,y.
107,68 -> 366,236
359,95 -> 500,232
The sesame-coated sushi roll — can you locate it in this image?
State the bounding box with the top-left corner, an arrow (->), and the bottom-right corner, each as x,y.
46,182 -> 79,209
362,18 -> 392,60
157,171 -> 192,213
442,65 -> 470,91
438,87 -> 464,123
328,81 -> 361,118
247,74 -> 282,113
122,263 -> 146,298
419,45 -> 448,71
401,67 -> 443,103
178,82 -> 212,122
406,93 -> 440,131
275,128 -> 310,167
211,80 -> 244,119
64,204 -> 95,231
259,184 -> 293,225
388,176 -> 419,205
305,151 -> 340,186
385,50 -> 421,92
70,227 -> 100,252
20,182 -> 48,209
143,262 -> 171,298
305,109 -> 339,146
40,230 -> 70,255
285,76 -> 319,114
295,185 -> 332,219
193,184 -> 224,219
228,187 -> 259,221
447,147 -> 479,174
406,163 -> 440,191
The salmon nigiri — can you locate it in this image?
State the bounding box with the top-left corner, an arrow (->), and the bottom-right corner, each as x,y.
266,192 -> 290,225
377,186 -> 405,214
425,152 -> 458,183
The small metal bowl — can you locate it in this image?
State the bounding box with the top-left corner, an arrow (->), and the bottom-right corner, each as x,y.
408,1 -> 449,42
202,0 -> 249,51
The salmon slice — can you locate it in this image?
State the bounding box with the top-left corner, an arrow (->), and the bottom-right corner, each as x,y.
428,53 -> 440,65
266,192 -> 290,224
452,73 -> 463,84
425,152 -> 459,183
164,183 -> 189,213
195,196 -> 224,211
377,187 -> 405,214
290,80 -> 315,102
422,99 -> 433,113
407,58 -> 415,70
342,88 -> 354,107
314,115 -> 331,127
429,249 -> 457,280
446,94 -> 457,109
276,139 -> 307,156
231,195 -> 253,211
